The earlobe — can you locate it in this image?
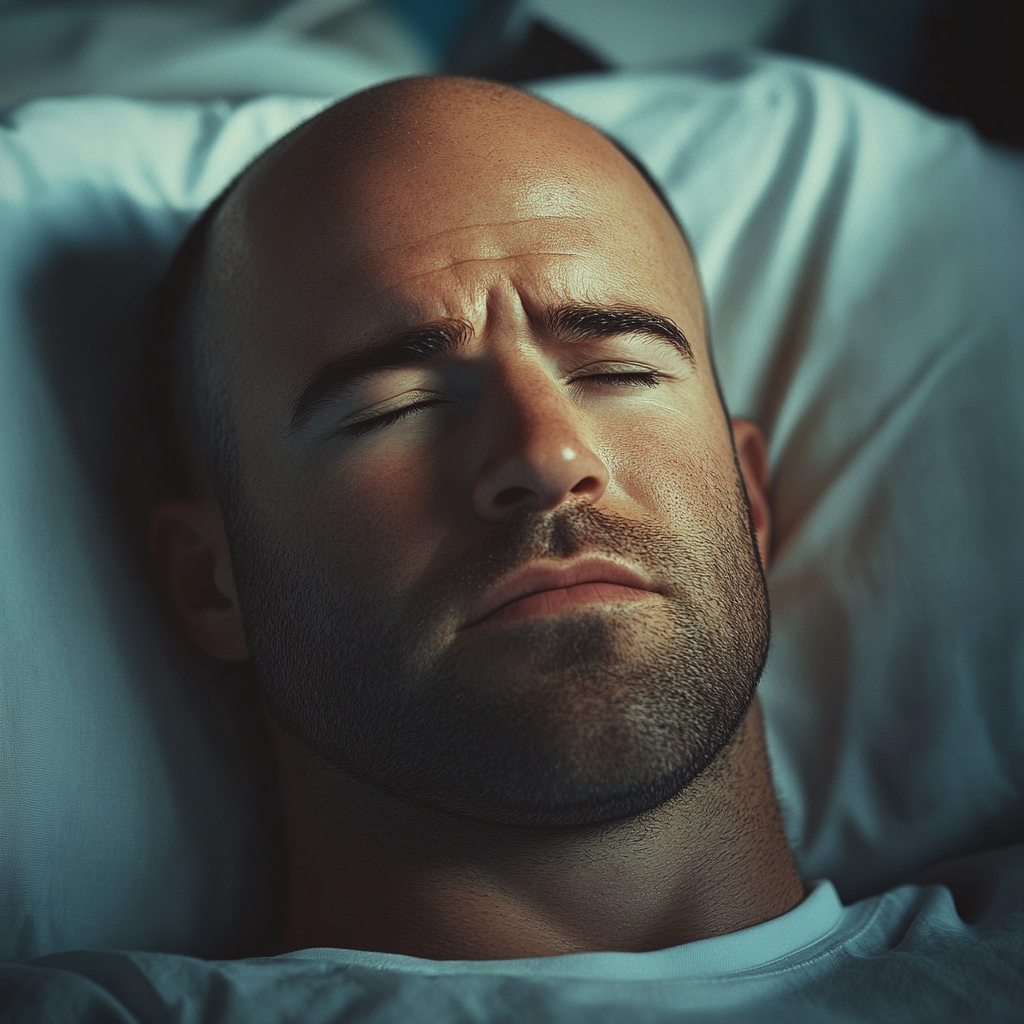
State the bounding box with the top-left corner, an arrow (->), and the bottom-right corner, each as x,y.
149,497 -> 250,661
730,419 -> 772,569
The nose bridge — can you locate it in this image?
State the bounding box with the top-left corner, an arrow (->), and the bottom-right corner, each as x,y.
471,343 -> 609,522
500,350 -> 571,440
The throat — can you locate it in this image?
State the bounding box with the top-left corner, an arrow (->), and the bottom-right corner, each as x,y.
272,702 -> 805,959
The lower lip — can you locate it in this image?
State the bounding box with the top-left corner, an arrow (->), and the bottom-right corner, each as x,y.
474,581 -> 656,628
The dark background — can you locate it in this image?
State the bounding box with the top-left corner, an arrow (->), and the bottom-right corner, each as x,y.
421,0 -> 1024,149
1,0 -> 1020,148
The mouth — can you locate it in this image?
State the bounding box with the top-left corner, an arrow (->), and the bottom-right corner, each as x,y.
463,557 -> 662,630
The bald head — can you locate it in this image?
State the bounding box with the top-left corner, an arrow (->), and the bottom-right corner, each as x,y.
224,75 -> 694,278
163,76 -> 708,502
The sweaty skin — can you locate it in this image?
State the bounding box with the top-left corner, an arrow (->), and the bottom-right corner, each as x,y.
153,77 -> 804,959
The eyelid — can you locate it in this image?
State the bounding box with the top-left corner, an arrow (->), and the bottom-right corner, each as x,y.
342,398 -> 442,438
565,359 -> 670,380
311,387 -> 442,441
339,387 -> 439,424
573,331 -> 690,364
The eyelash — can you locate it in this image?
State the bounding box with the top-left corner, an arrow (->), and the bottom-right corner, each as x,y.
342,400 -> 443,437
574,369 -> 665,389
341,370 -> 666,438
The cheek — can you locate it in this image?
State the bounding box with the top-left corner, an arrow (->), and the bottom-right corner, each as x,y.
308,446 -> 456,587
598,407 -> 736,523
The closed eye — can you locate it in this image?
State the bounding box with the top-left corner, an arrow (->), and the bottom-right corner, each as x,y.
341,398 -> 446,438
338,367 -> 666,440
570,367 -> 667,390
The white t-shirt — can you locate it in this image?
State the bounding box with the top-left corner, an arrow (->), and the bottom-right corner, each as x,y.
5,844 -> 1022,1022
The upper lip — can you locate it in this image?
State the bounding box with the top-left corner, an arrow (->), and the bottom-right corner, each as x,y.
463,557 -> 660,629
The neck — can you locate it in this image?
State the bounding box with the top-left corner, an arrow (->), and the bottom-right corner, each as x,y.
272,700 -> 804,960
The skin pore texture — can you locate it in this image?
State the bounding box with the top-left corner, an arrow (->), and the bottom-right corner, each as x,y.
152,76 -> 805,959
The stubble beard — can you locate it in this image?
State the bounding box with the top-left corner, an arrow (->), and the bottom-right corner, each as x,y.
228,473 -> 769,829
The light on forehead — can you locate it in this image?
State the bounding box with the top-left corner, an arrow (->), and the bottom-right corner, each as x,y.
331,216 -> 598,296
196,78 -> 714,427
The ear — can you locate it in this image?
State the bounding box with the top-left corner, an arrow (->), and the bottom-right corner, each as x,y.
730,418 -> 772,568
149,496 -> 250,661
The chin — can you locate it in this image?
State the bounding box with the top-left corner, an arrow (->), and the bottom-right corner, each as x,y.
401,730 -> 731,831
369,622 -> 756,830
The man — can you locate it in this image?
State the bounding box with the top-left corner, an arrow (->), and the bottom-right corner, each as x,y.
149,73 -> 804,958
5,75 -> 1020,1022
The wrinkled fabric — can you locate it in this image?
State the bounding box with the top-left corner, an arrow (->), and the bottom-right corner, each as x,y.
4,845 -> 1023,1022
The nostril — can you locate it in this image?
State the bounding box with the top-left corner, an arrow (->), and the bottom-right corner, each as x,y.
571,476 -> 601,495
494,486 -> 534,510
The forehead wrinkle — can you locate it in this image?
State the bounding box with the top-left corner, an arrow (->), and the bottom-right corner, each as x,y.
355,216 -> 593,257
359,252 -> 585,305
308,215 -> 596,289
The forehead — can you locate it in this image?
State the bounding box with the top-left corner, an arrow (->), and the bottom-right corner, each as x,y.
211,95 -> 704,393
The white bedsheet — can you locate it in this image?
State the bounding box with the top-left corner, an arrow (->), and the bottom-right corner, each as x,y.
1,53 -> 1023,962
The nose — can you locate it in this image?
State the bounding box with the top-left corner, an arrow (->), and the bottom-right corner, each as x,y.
471,368 -> 609,522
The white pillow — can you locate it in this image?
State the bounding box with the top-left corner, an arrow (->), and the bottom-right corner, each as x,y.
1,55 -> 1022,961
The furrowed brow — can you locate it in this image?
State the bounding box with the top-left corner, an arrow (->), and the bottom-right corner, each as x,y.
546,304 -> 693,361
290,318 -> 472,433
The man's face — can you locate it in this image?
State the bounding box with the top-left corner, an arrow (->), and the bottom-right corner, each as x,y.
208,83 -> 769,827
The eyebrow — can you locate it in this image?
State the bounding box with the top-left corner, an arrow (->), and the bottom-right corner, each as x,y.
290,319 -> 472,433
546,305 -> 693,361
289,304 -> 693,433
